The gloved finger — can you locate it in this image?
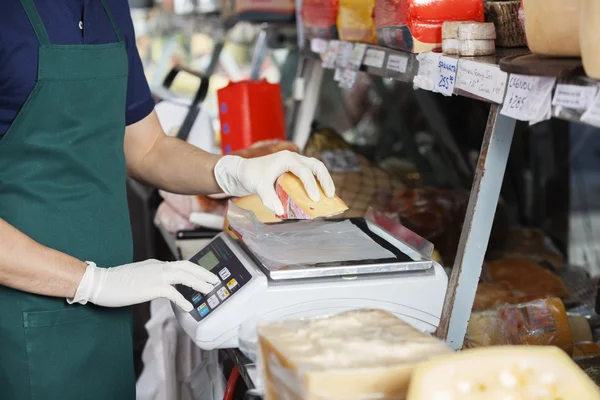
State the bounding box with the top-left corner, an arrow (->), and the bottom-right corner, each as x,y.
304,158 -> 336,198
167,269 -> 216,294
170,261 -> 219,285
164,286 -> 194,312
288,160 -> 321,202
258,188 -> 285,216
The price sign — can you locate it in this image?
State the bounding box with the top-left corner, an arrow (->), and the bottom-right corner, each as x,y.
500,74 -> 556,121
582,92 -> 600,128
363,48 -> 386,68
348,43 -> 367,70
413,52 -> 441,92
336,42 -> 355,69
386,54 -> 408,74
435,56 -> 458,96
322,40 -> 340,69
310,38 -> 328,55
552,84 -> 598,110
455,60 -> 508,104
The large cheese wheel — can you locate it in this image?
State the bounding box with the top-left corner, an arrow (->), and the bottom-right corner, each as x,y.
580,0 -> 600,79
523,0 -> 580,57
407,346 -> 600,400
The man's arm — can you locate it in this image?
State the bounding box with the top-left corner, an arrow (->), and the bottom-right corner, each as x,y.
0,218 -> 85,298
124,110 -> 222,195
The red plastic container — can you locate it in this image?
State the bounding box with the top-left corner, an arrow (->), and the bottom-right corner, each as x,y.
217,80 -> 286,154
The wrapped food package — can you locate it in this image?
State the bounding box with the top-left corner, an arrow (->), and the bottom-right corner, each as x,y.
466,297 -> 574,355
407,346 -> 600,400
580,0 -> 600,79
258,309 -> 450,400
301,0 -> 339,40
374,0 -> 484,53
275,172 -> 349,219
522,0 -> 580,57
337,0 -> 378,44
472,282 -> 520,312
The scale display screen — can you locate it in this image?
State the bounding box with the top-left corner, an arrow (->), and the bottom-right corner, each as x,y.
176,237 -> 252,322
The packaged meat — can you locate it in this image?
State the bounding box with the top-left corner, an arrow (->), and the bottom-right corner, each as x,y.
522,0 -> 580,57
337,0 -> 378,44
373,0 -> 484,53
580,0 -> 600,79
257,309 -> 450,400
466,297 -> 574,355
275,172 -> 349,219
407,346 -> 600,400
301,0 -> 339,40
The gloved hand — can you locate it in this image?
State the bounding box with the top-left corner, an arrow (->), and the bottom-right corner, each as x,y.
214,150 -> 336,215
68,260 -> 219,312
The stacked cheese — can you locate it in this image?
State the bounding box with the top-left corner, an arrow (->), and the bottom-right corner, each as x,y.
258,309 -> 450,400
442,21 -> 496,56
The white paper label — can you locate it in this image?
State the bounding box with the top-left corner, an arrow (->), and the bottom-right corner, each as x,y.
348,43 -> 367,70
581,92 -> 600,128
500,74 -> 557,121
322,40 -> 340,69
413,52 -> 441,92
333,68 -> 343,81
310,38 -> 328,54
386,54 -> 409,74
552,84 -> 598,110
339,69 -> 358,89
363,48 -> 386,69
455,60 -> 508,104
336,42 -> 355,69
435,56 -> 458,96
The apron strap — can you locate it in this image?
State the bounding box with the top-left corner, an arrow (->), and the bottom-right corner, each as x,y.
99,0 -> 124,43
19,0 -> 51,46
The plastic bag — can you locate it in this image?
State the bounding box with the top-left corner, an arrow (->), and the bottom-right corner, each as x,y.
181,350 -> 226,400
227,202 -> 395,270
302,0 -> 338,40
337,0 -> 378,44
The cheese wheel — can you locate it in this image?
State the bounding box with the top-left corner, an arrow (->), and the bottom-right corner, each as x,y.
523,0 -> 580,57
458,22 -> 496,40
459,39 -> 496,56
442,39 -> 460,55
407,346 -> 600,400
258,309 -> 451,400
580,0 -> 600,79
442,21 -> 474,39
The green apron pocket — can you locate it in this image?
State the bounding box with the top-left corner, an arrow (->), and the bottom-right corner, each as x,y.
23,306 -> 135,400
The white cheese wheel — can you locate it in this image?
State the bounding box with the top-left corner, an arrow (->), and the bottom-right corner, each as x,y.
458,22 -> 496,40
580,0 -> 600,78
459,39 -> 496,56
442,39 -> 460,55
523,0 -> 580,57
442,21 -> 475,40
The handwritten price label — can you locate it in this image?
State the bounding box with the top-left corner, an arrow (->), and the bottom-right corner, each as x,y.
386,54 -> 408,74
552,84 -> 598,110
322,40 -> 339,69
435,56 -> 458,96
455,60 -> 508,103
310,38 -> 328,55
413,52 -> 441,92
363,49 -> 386,68
500,74 -> 556,121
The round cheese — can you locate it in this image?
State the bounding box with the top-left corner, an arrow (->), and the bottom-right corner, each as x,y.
523,0 -> 581,57
580,0 -> 600,79
459,39 -> 496,56
458,22 -> 496,40
442,39 -> 460,55
442,21 -> 474,40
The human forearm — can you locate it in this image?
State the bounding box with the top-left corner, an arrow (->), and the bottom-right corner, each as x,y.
0,218 -> 86,298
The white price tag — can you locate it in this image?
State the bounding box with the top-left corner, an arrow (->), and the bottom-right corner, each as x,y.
334,68 -> 343,81
435,56 -> 458,96
413,52 -> 441,92
322,40 -> 340,69
386,54 -> 408,74
500,74 -> 557,121
340,69 -> 358,89
336,42 -> 355,69
348,43 -> 367,70
455,60 -> 508,104
363,48 -> 386,68
310,38 -> 328,54
581,92 -> 600,128
552,84 -> 598,110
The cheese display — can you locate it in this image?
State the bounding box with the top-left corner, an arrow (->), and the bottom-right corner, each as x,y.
301,0 -> 338,40
374,0 -> 484,53
275,172 -> 348,219
580,0 -> 600,79
257,309 -> 451,400
407,346 -> 600,400
522,0 -> 580,57
457,22 -> 496,40
459,39 -> 496,56
337,0 -> 377,44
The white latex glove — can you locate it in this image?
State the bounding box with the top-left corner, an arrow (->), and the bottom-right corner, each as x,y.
68,260 -> 219,312
214,150 -> 336,215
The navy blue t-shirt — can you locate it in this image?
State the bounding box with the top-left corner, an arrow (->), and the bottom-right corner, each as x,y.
0,0 -> 155,137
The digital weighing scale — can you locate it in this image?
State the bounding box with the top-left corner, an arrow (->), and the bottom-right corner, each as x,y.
173,218 -> 448,350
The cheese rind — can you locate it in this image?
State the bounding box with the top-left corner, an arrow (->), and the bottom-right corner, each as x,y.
459,39 -> 496,56
458,22 -> 496,40
442,39 -> 460,55
407,346 -> 600,400
523,0 -> 580,57
442,21 -> 474,39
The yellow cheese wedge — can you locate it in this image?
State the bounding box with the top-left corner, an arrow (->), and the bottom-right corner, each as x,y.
407,346 -> 600,400
580,0 -> 600,78
231,195 -> 281,223
275,172 -> 348,219
258,309 -> 450,400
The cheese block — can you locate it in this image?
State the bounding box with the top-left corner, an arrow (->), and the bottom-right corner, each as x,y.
442,39 -> 460,55
231,195 -> 281,223
407,346 -> 600,400
459,39 -> 496,56
442,21 -> 474,39
275,172 -> 348,219
568,313 -> 593,343
523,0 -> 580,57
258,309 -> 451,400
580,0 -> 600,79
457,22 -> 496,40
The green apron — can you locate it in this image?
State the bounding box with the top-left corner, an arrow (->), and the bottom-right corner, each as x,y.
0,0 -> 136,398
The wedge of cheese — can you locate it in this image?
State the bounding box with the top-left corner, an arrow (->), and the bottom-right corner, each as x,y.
407,346 -> 600,400
258,309 -> 450,400
275,172 -> 348,219
231,195 -> 281,223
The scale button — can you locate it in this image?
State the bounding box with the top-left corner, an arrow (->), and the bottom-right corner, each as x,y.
192,293 -> 203,303
219,268 -> 231,280
217,287 -> 230,301
207,295 -> 220,309
226,279 -> 238,291
198,303 -> 210,317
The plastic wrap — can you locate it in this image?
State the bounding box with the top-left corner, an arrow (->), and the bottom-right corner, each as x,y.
301,0 -> 339,40
337,0 -> 378,44
522,0 -> 580,57
466,297 -> 574,355
227,202 -> 395,270
373,0 -> 484,53
257,309 -> 450,400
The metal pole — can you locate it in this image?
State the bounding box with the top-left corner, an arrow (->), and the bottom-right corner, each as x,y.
436,105 -> 517,350
291,57 -> 324,151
